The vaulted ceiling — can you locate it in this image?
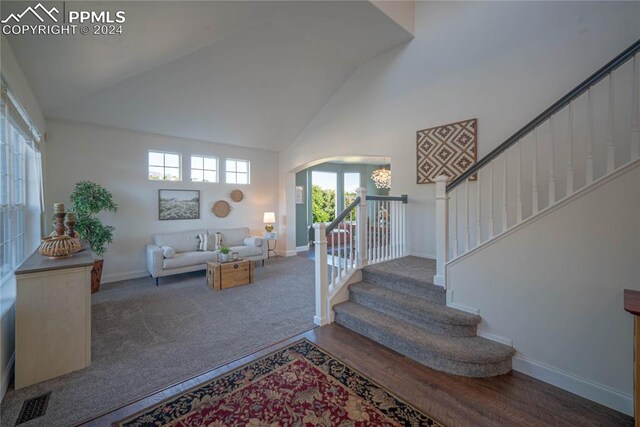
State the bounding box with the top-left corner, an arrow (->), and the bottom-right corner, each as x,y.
3,1 -> 413,151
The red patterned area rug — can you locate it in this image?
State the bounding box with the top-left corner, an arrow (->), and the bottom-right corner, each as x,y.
114,339 -> 442,426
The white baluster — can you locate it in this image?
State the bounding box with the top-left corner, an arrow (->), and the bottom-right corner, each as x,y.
465,179 -> 470,252
337,218 -> 342,279
392,201 -> 397,259
567,102 -> 575,196
488,161 -> 495,238
549,117 -> 556,205
587,87 -> 594,184
607,73 -> 615,173
384,201 -> 388,260
330,225 -> 336,285
347,217 -> 352,270
375,200 -> 380,263
371,201 -> 375,263
400,202 -> 407,256
396,201 -> 400,258
381,201 -> 386,261
356,187 -> 367,268
453,188 -> 459,258
516,143 -> 523,223
532,128 -> 539,214
632,53 -> 640,160
476,170 -> 482,247
434,175 -> 449,287
368,201 -> 372,263
349,217 -> 353,270
502,153 -> 508,231
384,200 -> 389,260
378,201 -> 382,262
313,223 -> 328,325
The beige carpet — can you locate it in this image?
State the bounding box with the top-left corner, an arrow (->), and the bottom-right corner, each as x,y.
0,256 -> 315,427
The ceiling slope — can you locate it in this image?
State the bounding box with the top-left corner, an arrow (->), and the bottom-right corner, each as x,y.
3,1 -> 413,151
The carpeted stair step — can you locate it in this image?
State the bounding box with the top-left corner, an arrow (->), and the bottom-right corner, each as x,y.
349,282 -> 480,337
334,301 -> 515,377
361,267 -> 445,305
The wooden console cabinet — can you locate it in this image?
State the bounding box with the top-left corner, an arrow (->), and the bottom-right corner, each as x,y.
14,249 -> 94,389
624,289 -> 640,427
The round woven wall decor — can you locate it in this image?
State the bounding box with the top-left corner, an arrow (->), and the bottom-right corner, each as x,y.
212,200 -> 231,217
230,189 -> 244,203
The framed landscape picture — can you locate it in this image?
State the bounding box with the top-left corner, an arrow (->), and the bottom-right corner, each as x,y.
159,189 -> 200,220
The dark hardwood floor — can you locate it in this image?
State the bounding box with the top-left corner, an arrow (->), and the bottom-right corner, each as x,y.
79,324 -> 633,427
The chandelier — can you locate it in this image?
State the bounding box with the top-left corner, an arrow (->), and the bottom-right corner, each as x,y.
371,161 -> 391,189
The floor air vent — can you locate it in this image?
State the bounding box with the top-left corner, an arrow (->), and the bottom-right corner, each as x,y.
15,392 -> 51,425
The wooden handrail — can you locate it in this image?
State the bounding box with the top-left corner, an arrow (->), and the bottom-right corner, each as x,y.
308,194 -> 409,242
325,197 -> 361,235
447,38 -> 640,192
308,197 -> 361,243
366,194 -> 408,203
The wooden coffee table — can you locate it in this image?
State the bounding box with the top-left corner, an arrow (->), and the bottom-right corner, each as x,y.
206,259 -> 254,291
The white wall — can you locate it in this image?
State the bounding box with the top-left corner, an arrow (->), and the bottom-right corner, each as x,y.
0,35 -> 45,134
0,36 -> 45,401
45,120 -> 279,283
448,163 -> 640,415
278,1 -> 640,257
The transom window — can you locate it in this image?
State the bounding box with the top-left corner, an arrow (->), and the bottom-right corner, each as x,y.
225,159 -> 250,184
191,155 -> 218,183
149,151 -> 181,181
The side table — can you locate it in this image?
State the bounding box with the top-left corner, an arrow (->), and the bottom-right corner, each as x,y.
263,232 -> 278,264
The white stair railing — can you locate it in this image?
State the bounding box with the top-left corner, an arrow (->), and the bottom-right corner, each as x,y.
313,188 -> 408,325
435,40 -> 640,287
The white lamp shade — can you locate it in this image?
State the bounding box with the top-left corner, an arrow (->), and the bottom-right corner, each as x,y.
263,212 -> 276,224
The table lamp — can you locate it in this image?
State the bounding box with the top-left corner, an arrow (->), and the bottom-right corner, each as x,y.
263,212 -> 275,232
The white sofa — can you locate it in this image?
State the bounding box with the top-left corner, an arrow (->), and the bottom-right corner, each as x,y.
146,227 -> 267,285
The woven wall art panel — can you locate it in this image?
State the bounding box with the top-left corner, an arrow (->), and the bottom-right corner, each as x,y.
416,118 -> 477,184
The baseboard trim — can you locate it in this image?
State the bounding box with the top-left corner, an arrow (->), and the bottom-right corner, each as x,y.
477,330 -> 513,347
313,315 -> 327,326
513,354 -> 633,416
102,270 -> 148,284
296,245 -> 309,252
1,351 -> 15,403
279,250 -> 297,257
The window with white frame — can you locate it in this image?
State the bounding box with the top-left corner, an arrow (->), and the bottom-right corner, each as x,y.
1,88 -> 41,285
191,155 -> 218,182
225,159 -> 250,184
148,151 -> 181,181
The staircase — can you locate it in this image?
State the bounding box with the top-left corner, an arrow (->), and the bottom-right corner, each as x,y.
333,257 -> 515,377
312,39 -> 639,380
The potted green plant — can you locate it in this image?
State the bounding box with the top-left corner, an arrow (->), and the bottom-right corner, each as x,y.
70,181 -> 118,293
218,245 -> 231,262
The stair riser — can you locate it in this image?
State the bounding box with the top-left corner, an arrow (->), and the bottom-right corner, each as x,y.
349,290 -> 477,337
335,312 -> 512,377
362,270 -> 446,304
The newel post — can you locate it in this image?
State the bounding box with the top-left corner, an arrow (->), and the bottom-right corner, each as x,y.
313,223 -> 328,326
434,175 -> 449,287
355,187 -> 367,269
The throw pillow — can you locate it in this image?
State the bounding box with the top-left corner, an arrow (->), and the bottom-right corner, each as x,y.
197,233 -> 216,251
161,246 -> 176,258
214,232 -> 223,250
